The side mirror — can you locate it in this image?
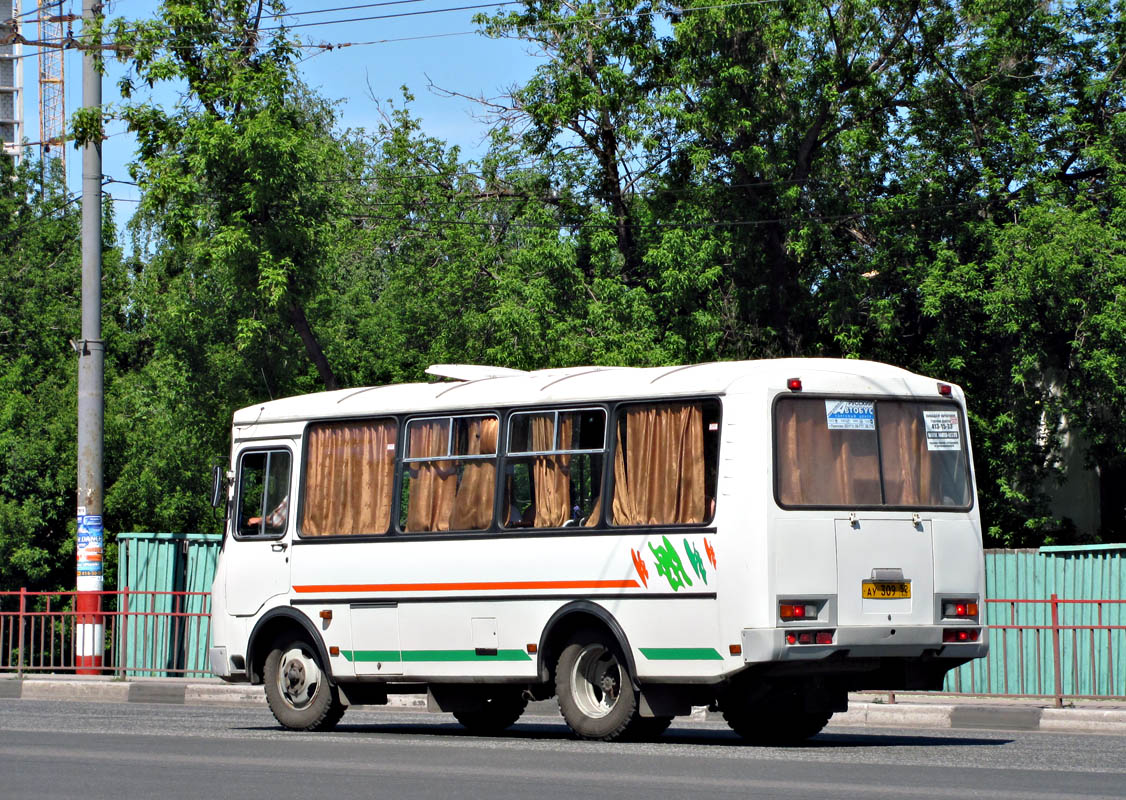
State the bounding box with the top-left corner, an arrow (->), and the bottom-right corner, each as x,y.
210,465 -> 227,508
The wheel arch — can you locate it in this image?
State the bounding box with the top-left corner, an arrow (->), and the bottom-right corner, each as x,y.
247,607 -> 334,686
537,601 -> 640,691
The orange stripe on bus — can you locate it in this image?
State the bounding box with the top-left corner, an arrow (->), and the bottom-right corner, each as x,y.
292,579 -> 640,594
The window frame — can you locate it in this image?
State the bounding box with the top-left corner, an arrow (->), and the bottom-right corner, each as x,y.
232,446 -> 293,541
500,406 -> 609,531
393,411 -> 501,535
771,393 -> 975,513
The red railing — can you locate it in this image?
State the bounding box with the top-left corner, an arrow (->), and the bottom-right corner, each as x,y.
935,595 -> 1126,706
3,590 -> 1124,701
0,588 -> 212,678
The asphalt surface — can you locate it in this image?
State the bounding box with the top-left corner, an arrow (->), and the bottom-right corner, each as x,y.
4,674 -> 1126,735
2,699 -> 1125,800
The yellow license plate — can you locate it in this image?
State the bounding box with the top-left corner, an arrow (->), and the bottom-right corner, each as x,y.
862,581 -> 911,599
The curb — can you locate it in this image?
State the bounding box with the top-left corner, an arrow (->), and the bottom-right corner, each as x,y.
838,701 -> 1126,735
4,677 -> 1125,735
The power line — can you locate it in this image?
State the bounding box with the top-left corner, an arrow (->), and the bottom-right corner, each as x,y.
295,0 -> 790,51
9,0 -> 789,52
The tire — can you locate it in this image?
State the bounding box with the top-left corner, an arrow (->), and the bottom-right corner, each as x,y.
263,635 -> 345,732
722,705 -> 830,745
720,681 -> 830,745
621,714 -> 673,741
452,689 -> 528,735
555,628 -> 638,741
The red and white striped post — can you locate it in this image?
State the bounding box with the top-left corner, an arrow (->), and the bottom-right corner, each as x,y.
75,509 -> 104,674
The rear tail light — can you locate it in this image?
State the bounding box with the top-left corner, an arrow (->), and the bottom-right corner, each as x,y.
938,382 -> 952,396
942,600 -> 979,620
787,378 -> 802,391
786,629 -> 835,646
942,628 -> 980,643
780,603 -> 818,621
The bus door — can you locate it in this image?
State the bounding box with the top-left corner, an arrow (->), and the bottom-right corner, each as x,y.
834,516 -> 934,627
224,446 -> 294,616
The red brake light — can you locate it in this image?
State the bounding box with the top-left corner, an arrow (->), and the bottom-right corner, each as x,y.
938,382 -> 952,396
943,628 -> 980,643
784,629 -> 835,646
943,600 -> 979,619
787,378 -> 802,391
780,604 -> 805,620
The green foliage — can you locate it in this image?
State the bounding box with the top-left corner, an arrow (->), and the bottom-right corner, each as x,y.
0,155 -> 130,590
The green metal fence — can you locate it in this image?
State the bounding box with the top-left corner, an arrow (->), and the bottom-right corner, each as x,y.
944,545 -> 1126,700
116,532 -> 221,677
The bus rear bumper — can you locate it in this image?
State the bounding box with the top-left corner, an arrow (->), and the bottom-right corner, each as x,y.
741,626 -> 989,663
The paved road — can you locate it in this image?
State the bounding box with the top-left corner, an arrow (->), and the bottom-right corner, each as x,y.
2,699 -> 1125,800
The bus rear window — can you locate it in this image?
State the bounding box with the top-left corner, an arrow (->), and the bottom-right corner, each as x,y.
775,397 -> 972,509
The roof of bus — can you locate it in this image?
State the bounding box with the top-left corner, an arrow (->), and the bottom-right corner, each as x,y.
232,358 -> 958,426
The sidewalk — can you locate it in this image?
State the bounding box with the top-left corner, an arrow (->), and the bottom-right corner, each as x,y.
3,674 -> 1125,736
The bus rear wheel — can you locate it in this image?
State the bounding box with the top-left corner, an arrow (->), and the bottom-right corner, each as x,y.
621,714 -> 673,741
722,705 -> 831,745
555,628 -> 638,741
719,681 -> 831,745
453,689 -> 528,735
263,635 -> 345,732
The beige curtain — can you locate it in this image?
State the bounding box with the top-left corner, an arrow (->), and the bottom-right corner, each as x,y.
879,404 -> 933,506
404,419 -> 457,532
611,404 -> 705,525
775,400 -> 881,505
302,420 -> 396,536
449,417 -> 498,531
531,415 -> 572,527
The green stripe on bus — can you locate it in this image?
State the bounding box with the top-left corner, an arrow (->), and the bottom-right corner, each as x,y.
340,650 -> 402,663
340,649 -> 532,663
403,649 -> 532,662
639,647 -> 724,661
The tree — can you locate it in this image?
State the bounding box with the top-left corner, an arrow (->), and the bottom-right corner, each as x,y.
95,0 -> 346,390
0,155 -> 129,591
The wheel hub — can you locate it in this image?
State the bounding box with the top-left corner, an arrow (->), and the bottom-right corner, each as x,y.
277,646 -> 320,710
571,643 -> 622,719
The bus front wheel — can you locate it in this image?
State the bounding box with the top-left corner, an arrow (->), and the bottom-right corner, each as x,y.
263,635 -> 345,732
555,628 -> 638,740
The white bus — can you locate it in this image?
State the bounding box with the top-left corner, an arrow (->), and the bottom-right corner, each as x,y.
208,359 -> 987,742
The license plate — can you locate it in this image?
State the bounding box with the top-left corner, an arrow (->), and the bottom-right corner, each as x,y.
862,580 -> 911,599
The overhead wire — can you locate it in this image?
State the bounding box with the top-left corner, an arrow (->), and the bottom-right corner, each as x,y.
12,0 -> 789,52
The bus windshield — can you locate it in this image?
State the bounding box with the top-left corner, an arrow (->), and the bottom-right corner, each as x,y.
774,397 -> 973,509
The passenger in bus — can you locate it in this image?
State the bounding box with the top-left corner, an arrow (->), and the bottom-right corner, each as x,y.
248,496 -> 289,532
509,501 -> 536,528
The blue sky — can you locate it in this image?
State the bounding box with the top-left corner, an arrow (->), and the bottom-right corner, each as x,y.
22,0 -> 543,213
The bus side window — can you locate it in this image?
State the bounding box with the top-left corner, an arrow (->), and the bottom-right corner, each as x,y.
236,449 -> 291,537
610,400 -> 719,526
503,409 -> 605,530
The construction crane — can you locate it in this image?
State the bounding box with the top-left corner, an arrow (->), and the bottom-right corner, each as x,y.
38,0 -> 66,181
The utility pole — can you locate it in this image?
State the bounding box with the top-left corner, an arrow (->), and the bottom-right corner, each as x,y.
74,0 -> 103,675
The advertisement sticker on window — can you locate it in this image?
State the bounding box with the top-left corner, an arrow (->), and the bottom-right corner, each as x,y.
923,410 -> 961,450
824,400 -> 876,430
